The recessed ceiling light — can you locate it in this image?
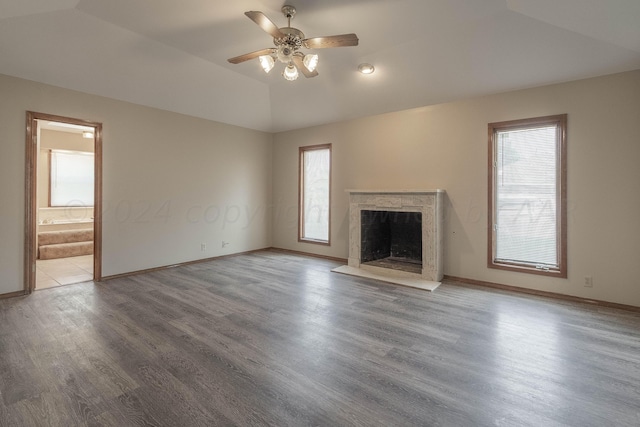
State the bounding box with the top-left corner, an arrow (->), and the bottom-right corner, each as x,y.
358,63 -> 375,74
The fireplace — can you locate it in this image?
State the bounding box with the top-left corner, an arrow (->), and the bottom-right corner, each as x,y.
345,190 -> 444,283
361,210 -> 422,274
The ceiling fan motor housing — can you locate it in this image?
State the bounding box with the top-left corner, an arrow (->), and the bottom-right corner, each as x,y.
274,27 -> 304,63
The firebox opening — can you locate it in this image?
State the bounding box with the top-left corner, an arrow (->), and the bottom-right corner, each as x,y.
360,210 -> 422,274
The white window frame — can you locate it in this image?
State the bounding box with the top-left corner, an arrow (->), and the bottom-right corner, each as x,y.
49,149 -> 95,207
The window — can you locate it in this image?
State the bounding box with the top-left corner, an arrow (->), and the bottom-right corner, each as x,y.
488,115 -> 567,277
49,149 -> 95,207
299,144 -> 331,244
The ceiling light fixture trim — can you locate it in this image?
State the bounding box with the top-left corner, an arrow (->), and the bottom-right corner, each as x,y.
358,63 -> 375,74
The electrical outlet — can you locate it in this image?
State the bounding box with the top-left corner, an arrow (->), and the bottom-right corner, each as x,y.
584,276 -> 593,287
201,243 -> 206,251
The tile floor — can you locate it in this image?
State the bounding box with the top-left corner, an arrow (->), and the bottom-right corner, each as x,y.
36,254 -> 93,290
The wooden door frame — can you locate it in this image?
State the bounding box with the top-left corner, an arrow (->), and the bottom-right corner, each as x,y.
25,111 -> 103,293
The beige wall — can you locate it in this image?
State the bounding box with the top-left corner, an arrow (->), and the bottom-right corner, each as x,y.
272,70 -> 640,307
41,128 -> 95,151
2,70 -> 639,307
0,73 -> 272,295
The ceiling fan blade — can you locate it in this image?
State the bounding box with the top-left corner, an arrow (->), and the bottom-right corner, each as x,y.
228,48 -> 275,64
292,55 -> 319,78
245,11 -> 286,39
303,33 -> 359,49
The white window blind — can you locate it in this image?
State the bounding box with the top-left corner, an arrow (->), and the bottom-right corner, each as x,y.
495,125 -> 558,267
50,150 -> 94,207
301,147 -> 330,242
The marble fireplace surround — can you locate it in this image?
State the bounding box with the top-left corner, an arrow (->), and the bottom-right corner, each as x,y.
333,190 -> 444,291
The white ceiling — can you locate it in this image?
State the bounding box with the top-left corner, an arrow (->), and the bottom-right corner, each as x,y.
1,0 -> 639,132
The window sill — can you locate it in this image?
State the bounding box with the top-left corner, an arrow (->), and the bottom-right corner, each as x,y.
489,261 -> 567,278
299,238 -> 330,246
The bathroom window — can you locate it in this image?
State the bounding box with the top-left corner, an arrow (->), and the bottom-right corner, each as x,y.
49,149 -> 95,207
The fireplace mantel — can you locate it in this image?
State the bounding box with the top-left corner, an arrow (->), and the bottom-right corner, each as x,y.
345,189 -> 445,284
345,189 -> 445,194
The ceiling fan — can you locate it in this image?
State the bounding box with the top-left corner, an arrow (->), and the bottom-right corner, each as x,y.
227,5 -> 359,81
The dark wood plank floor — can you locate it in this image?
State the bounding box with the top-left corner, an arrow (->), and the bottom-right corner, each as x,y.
1,250 -> 639,426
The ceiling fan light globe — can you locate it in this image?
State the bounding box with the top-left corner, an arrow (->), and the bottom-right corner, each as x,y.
283,64 -> 299,81
303,54 -> 318,72
259,55 -> 275,73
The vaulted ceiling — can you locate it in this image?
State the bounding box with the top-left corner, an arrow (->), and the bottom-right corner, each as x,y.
1,0 -> 639,132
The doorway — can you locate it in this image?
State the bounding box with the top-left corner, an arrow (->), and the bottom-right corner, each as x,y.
25,112 -> 103,293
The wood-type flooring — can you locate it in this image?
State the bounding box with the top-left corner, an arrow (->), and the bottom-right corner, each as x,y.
1,250 -> 639,426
